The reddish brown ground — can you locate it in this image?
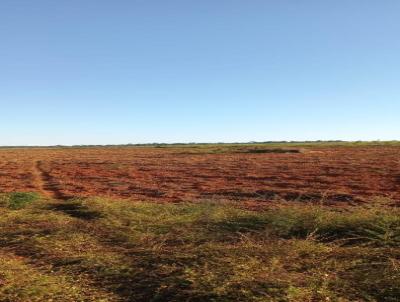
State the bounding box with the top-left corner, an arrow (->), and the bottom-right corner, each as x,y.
0,145 -> 399,205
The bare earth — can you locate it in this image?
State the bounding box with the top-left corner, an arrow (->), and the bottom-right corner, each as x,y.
0,145 -> 399,205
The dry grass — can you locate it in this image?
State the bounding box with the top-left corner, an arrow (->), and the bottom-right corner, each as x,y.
0,193 -> 399,301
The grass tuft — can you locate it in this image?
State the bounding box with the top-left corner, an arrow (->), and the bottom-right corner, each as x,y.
0,192 -> 40,210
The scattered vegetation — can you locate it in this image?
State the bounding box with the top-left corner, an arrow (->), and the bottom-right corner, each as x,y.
177,147 -> 303,155
0,193 -> 399,301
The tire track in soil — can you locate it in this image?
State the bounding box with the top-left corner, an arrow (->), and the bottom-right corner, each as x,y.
34,161 -> 71,200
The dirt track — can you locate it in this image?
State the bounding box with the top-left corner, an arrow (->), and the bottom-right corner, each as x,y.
0,145 -> 399,205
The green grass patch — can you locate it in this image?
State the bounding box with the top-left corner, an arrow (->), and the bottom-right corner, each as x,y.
0,192 -> 40,210
0,196 -> 399,301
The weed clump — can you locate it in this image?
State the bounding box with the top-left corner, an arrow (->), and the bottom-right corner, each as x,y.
0,192 -> 40,209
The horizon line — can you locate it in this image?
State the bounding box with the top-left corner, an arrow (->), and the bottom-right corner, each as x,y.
1,140 -> 399,148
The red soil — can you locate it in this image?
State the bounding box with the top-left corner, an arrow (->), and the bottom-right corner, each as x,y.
0,146 -> 399,205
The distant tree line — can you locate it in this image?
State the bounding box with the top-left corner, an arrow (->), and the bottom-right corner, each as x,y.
0,140 -> 399,149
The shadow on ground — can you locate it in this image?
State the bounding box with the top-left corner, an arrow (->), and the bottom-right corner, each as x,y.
47,200 -> 103,220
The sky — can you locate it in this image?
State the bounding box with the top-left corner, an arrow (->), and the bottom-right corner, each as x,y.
1,1 -> 399,145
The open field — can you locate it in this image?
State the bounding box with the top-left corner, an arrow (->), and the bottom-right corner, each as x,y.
0,143 -> 399,205
1,143 -> 400,301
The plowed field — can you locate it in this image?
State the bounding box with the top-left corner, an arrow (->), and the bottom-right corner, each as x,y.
0,145 -> 399,205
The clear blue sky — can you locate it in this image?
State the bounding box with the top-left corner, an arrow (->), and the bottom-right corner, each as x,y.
1,1 -> 399,145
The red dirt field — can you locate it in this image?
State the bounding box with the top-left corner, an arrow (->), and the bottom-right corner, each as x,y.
0,145 -> 399,205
